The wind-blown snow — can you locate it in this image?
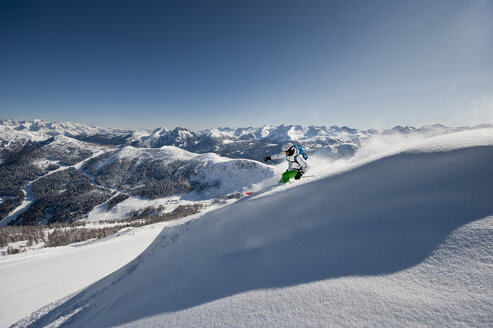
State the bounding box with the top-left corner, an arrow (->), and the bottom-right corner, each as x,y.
305,127 -> 493,184
14,129 -> 493,327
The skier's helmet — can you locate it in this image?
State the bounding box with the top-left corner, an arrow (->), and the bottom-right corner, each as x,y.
282,143 -> 294,153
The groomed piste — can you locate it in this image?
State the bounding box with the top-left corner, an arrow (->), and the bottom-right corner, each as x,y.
16,129 -> 493,328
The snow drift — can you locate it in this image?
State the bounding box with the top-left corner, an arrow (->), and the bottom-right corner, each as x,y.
18,142 -> 493,327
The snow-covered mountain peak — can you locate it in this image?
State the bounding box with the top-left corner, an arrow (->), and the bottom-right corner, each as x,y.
149,127 -> 170,137
0,119 -> 126,148
82,144 -> 277,200
114,145 -> 198,163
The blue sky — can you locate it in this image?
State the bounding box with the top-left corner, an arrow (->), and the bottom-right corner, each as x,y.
1,0 -> 492,130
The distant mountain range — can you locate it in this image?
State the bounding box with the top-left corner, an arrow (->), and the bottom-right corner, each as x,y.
2,118 -> 482,159
1,118 -> 489,226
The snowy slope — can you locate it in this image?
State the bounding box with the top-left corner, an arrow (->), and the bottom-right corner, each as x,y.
84,145 -> 279,199
17,129 -> 493,328
0,222 -> 168,328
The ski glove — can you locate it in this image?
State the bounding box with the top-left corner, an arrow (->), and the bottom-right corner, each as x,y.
264,156 -> 271,162
295,170 -> 303,180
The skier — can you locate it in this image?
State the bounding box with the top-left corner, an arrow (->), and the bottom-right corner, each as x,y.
264,143 -> 309,183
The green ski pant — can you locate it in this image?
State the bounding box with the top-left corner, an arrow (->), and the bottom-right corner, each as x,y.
281,170 -> 299,183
